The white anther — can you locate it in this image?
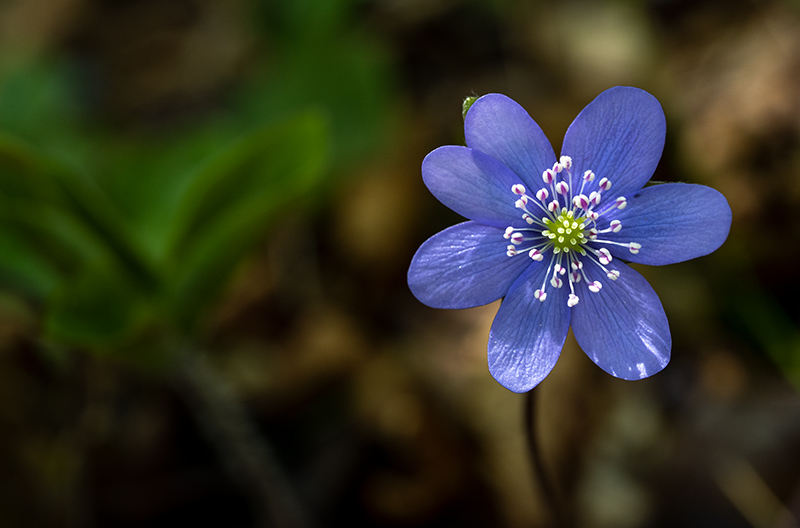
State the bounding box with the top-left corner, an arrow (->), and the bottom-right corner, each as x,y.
504,226 -> 515,239
599,177 -> 611,190
536,188 -> 549,202
510,232 -> 524,245
571,260 -> 583,270
548,200 -> 559,212
534,289 -> 547,302
610,220 -> 622,232
559,156 -> 572,169
554,264 -> 564,275
567,294 -> 579,307
555,181 -> 569,195
529,249 -> 543,261
551,276 -> 563,288
589,191 -> 601,205
512,184 -> 526,195
506,245 -> 518,257
570,272 -> 581,282
588,281 -> 602,292
515,198 -> 528,209
598,248 -> 613,265
583,170 -> 595,182
615,197 -> 627,210
522,214 -> 535,225
629,242 -> 641,254
553,162 -> 563,173
543,169 -> 555,184
606,269 -> 620,280
573,194 -> 589,209
587,211 -> 599,221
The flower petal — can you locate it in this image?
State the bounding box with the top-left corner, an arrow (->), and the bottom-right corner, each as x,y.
408,222 -> 531,309
464,93 -> 556,190
562,86 -> 666,198
487,263 -> 571,393
572,262 -> 670,380
422,145 -> 527,228
601,183 -> 732,266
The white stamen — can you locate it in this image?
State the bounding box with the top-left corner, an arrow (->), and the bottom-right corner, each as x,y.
567,294 -> 579,307
597,248 -> 612,265
629,242 -> 641,254
502,166 -> 627,305
536,188 -> 549,202
573,194 -> 589,209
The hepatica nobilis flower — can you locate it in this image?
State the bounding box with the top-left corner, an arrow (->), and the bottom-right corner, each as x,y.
408,87 -> 731,393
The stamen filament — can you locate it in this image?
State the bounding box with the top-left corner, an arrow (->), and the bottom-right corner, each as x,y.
504,163 -> 639,307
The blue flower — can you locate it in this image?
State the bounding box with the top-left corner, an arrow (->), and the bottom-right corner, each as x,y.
408,87 -> 731,393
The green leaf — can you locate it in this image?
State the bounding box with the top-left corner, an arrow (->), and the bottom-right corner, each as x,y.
236,32 -> 395,167
0,59 -> 82,146
164,112 -> 329,325
44,262 -> 145,347
0,227 -> 62,298
0,134 -> 161,291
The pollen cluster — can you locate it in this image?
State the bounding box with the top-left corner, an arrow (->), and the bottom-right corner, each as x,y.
502,155 -> 637,307
542,210 -> 588,254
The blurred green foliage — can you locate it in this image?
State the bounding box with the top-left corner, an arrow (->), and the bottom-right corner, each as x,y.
0,0 -> 396,362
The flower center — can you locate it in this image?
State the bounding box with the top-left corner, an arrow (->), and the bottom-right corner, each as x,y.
502,156 -> 642,307
542,210 -> 587,254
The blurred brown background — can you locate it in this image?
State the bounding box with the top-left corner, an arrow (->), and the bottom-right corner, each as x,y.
1,0 -> 799,527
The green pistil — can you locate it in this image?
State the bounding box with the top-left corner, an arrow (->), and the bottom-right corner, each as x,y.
542,210 -> 587,253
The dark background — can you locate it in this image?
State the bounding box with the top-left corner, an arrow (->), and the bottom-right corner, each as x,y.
1,0 -> 799,526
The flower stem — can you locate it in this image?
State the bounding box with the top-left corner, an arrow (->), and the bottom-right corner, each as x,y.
525,388 -> 572,528
176,353 -> 316,528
